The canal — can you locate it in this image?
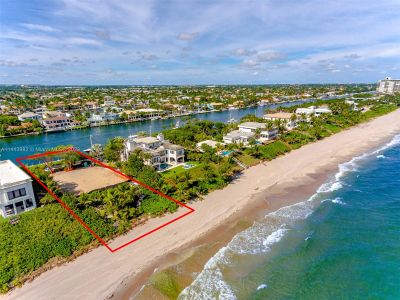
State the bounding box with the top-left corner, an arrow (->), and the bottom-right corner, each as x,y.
0,99 -> 323,162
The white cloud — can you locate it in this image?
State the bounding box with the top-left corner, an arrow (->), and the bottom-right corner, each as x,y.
177,32 -> 199,41
242,59 -> 260,68
257,51 -> 285,62
21,23 -> 59,33
233,48 -> 257,56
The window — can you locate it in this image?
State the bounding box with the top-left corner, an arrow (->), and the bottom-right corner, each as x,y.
5,204 -> 14,216
25,199 -> 34,208
7,188 -> 27,200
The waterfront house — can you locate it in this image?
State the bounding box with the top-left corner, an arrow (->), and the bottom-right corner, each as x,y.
0,160 -> 37,217
258,128 -> 279,143
43,111 -> 67,119
196,140 -> 224,151
295,106 -> 332,117
238,122 -> 266,133
18,112 -> 42,122
223,130 -> 255,145
263,112 -> 297,130
42,116 -> 73,132
88,112 -> 120,126
134,108 -> 163,119
123,133 -> 184,170
223,122 -> 267,145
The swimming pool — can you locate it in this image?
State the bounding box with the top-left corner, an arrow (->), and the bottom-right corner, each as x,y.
220,150 -> 234,156
159,163 -> 172,170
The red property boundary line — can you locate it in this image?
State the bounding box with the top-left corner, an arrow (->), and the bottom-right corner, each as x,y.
16,148 -> 195,253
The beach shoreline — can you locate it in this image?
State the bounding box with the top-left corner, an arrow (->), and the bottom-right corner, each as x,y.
3,109 -> 400,300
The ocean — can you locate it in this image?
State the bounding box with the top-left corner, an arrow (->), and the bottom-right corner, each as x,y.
136,134 -> 400,299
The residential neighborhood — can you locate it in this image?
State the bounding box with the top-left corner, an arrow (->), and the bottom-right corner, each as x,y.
0,83 -> 379,138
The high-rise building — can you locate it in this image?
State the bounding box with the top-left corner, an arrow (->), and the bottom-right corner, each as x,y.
377,77 -> 400,94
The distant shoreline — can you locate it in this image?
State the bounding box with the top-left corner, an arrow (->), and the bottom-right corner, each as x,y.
4,108 -> 400,300
0,95 -> 345,140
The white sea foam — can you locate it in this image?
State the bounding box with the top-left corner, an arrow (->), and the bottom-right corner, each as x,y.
256,284 -> 268,290
178,266 -> 237,300
317,181 -> 343,193
373,134 -> 400,154
331,197 -> 346,205
178,201 -> 313,299
376,154 -> 386,159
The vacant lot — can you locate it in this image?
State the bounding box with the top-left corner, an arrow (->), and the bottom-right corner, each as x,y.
52,166 -> 129,195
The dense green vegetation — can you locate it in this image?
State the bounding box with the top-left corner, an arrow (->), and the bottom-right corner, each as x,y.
1,95 -> 399,292
0,115 -> 42,137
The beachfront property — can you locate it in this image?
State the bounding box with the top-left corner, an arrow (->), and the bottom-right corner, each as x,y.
377,77 -> 400,94
238,122 -> 266,133
0,160 -> 37,217
223,122 -> 278,145
196,140 -> 224,151
223,130 -> 255,145
17,111 -> 42,122
345,100 -> 360,111
263,112 -> 297,130
122,133 -> 185,170
258,128 -> 279,143
295,106 -> 332,117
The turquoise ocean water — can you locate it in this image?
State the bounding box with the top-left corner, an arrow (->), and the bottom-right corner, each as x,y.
178,135 -> 400,300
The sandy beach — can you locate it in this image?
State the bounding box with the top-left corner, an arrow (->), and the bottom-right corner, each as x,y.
4,108 -> 400,300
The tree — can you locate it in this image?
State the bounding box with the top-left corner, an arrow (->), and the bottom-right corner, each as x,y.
90,144 -> 103,160
120,112 -> 128,121
103,137 -> 125,162
123,150 -> 145,177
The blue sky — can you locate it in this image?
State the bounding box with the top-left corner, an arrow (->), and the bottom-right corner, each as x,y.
0,0 -> 399,85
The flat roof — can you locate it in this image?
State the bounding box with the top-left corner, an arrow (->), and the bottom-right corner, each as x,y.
0,160 -> 31,187
132,136 -> 160,144
239,122 -> 266,129
225,130 -> 255,139
163,141 -> 184,150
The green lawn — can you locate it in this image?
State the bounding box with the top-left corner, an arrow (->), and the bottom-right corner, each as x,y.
162,161 -> 201,178
235,153 -> 260,166
322,123 -> 342,133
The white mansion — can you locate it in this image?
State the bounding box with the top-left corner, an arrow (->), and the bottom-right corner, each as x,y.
0,160 -> 37,217
122,133 -> 185,170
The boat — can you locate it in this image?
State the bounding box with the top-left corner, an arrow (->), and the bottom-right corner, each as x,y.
227,118 -> 237,124
174,120 -> 181,129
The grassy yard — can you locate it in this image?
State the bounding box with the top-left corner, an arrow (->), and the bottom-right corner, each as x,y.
322,123 -> 342,133
235,153 -> 260,166
161,161 -> 201,178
